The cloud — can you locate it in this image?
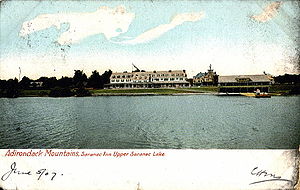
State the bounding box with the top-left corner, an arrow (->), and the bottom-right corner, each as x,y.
115,12 -> 205,45
251,1 -> 282,22
19,6 -> 135,45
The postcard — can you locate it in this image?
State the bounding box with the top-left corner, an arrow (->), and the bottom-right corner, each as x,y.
0,0 -> 299,189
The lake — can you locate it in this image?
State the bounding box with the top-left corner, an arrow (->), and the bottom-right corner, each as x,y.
0,95 -> 299,149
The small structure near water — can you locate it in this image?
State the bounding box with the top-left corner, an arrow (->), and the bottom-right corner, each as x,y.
218,74 -> 274,93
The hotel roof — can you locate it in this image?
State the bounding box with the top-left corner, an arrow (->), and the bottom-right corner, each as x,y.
111,70 -> 185,75
218,75 -> 273,83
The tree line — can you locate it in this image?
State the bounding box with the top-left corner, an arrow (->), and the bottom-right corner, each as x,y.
1,72 -> 299,98
0,70 -> 112,98
273,74 -> 300,84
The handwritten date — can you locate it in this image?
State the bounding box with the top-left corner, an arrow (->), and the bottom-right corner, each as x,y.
1,162 -> 63,181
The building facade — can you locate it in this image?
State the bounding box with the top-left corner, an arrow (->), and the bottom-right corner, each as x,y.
108,70 -> 189,88
218,74 -> 274,93
193,64 -> 218,86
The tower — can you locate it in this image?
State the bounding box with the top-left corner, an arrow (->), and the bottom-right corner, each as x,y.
208,64 -> 213,73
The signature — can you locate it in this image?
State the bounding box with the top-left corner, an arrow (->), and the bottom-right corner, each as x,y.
249,167 -> 293,185
1,162 -> 63,181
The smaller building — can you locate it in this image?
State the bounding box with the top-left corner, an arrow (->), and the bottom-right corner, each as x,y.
193,64 -> 218,86
29,81 -> 43,88
218,74 -> 274,93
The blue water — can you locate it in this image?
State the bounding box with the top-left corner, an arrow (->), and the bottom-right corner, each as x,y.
0,95 -> 299,149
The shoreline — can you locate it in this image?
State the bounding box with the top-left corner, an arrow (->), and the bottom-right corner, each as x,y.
2,85 -> 299,98
91,92 -> 288,97
13,92 -> 295,98
91,92 -> 215,96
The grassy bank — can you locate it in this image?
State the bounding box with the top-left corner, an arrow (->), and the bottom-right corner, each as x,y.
19,88 -> 204,97
182,87 -> 218,93
20,89 -> 50,97
269,84 -> 300,94
90,88 -> 204,95
17,84 -> 299,97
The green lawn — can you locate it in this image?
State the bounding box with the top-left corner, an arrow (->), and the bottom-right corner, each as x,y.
18,84 -> 299,97
90,88 -> 203,94
183,86 -> 218,92
20,88 -> 205,97
269,84 -> 300,94
218,85 -> 271,88
20,89 -> 50,97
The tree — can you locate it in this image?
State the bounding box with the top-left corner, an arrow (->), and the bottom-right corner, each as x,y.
274,74 -> 300,84
37,77 -> 57,89
57,77 -> 73,88
75,87 -> 91,97
73,70 -> 87,88
88,70 -> 102,88
1,78 -> 20,98
19,76 -> 31,89
213,75 -> 219,86
101,70 -> 112,85
49,87 -> 74,97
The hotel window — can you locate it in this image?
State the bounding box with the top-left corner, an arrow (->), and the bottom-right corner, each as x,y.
176,74 -> 179,76
112,76 -> 116,78
164,78 -> 168,81
161,74 -> 164,76
170,78 -> 175,81
111,79 -> 115,82
117,75 -> 120,78
180,78 -> 183,80
176,78 -> 179,80
116,79 -> 119,82
122,75 -> 125,78
171,74 -> 175,76
157,74 -> 160,77
121,79 -> 124,82
165,74 -> 169,76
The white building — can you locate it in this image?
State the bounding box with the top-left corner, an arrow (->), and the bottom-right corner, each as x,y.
108,70 -> 189,88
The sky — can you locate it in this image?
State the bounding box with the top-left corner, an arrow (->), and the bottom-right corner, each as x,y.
0,0 -> 299,80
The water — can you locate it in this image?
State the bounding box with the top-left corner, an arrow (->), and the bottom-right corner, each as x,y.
0,95 -> 299,149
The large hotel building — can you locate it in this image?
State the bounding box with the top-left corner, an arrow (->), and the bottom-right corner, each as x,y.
108,70 -> 190,88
